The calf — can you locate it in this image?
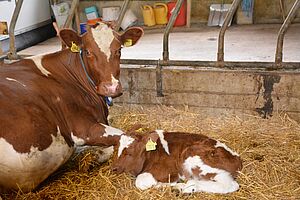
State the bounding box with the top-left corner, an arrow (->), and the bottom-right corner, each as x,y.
112,130 -> 242,194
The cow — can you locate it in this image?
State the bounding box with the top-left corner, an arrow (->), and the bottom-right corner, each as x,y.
0,22 -> 143,192
112,130 -> 242,194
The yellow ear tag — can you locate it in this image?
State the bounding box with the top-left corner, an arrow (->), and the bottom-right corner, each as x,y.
146,138 -> 157,151
70,41 -> 80,53
124,39 -> 133,47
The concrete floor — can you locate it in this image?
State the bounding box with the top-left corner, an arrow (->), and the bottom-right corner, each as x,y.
19,24 -> 300,62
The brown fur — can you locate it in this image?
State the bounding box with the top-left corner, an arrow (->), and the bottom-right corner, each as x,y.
0,24 -> 143,191
112,131 -> 242,183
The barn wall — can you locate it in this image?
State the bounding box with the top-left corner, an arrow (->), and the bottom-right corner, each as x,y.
79,0 -> 300,25
115,65 -> 300,121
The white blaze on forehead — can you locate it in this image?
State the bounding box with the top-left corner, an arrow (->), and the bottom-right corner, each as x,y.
71,132 -> 85,146
155,130 -> 170,155
215,140 -> 239,156
117,135 -> 135,157
135,172 -> 158,190
5,77 -> 26,87
29,55 -> 51,76
91,23 -> 115,62
100,123 -> 124,137
0,126 -> 73,191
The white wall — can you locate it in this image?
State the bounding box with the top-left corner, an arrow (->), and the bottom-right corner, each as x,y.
0,0 -> 51,40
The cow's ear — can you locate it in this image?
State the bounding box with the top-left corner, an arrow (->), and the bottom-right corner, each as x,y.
59,29 -> 82,48
120,27 -> 144,47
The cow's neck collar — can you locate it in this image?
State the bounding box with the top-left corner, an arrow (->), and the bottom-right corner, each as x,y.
78,49 -> 113,106
79,49 -> 96,87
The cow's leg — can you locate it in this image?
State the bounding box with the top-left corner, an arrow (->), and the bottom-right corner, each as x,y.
135,172 -> 158,190
179,172 -> 239,194
75,145 -> 114,164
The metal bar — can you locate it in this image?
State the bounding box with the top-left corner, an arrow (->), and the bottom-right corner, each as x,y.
121,59 -> 300,70
115,0 -> 130,31
275,0 -> 300,65
279,0 -> 286,21
163,0 -> 185,61
75,6 -> 81,34
217,0 -> 242,63
64,0 -> 79,28
7,0 -> 24,60
156,61 -> 164,97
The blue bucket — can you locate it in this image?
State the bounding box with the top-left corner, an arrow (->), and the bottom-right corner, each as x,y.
80,23 -> 87,34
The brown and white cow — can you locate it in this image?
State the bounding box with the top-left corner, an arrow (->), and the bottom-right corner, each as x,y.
0,23 -> 143,192
112,130 -> 242,194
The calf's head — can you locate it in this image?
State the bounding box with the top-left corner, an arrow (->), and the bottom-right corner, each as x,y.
60,23 -> 143,97
112,132 -> 158,176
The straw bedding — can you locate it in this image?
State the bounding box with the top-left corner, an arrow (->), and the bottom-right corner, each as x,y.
1,104 -> 299,200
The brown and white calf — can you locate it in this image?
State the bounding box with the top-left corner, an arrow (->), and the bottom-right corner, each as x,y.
112,130 -> 242,194
0,23 -> 143,192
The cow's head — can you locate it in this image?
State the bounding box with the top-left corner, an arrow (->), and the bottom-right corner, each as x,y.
59,23 -> 143,97
112,132 -> 158,176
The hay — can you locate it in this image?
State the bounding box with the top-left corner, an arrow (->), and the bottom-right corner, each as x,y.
2,104 -> 300,200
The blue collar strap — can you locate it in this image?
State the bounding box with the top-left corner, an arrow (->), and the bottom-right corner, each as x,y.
79,49 -> 113,106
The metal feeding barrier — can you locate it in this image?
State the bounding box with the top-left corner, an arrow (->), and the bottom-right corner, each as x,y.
6,0 -> 300,96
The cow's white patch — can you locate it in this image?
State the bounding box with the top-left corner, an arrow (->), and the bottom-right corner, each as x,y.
71,132 -> 85,146
215,140 -> 239,156
0,126 -> 73,191
156,130 -> 170,155
29,55 -> 51,76
182,155 -> 239,193
184,155 -> 224,176
100,123 -> 124,137
181,173 -> 239,194
111,74 -> 119,84
117,135 -> 135,157
91,23 -> 115,62
135,172 -> 158,190
5,77 -> 26,87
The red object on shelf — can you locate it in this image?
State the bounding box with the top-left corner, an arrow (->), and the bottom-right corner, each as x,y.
167,0 -> 186,26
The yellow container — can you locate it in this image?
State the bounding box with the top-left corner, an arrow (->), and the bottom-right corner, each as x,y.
141,5 -> 156,26
153,3 -> 168,25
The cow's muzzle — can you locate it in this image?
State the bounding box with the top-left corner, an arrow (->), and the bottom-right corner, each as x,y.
96,82 -> 123,98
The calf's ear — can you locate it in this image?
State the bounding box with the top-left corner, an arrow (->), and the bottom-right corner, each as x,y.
59,29 -> 82,48
120,27 -> 144,47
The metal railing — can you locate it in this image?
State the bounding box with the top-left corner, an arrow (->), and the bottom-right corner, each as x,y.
7,0 -> 300,71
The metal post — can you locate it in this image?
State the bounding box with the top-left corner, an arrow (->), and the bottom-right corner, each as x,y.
115,0 -> 130,31
156,60 -> 164,97
275,0 -> 300,65
7,0 -> 24,60
162,0 -> 185,61
217,0 -> 241,63
64,0 -> 79,28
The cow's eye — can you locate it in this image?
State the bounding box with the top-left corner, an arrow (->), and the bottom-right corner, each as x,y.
115,49 -> 121,56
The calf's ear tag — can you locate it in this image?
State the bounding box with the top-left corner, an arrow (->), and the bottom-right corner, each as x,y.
70,41 -> 80,53
146,138 -> 157,151
124,39 -> 132,47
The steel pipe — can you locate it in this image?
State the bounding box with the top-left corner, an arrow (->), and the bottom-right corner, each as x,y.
115,0 -> 130,31
163,0 -> 185,61
121,59 -> 300,70
275,0 -> 300,65
217,0 -> 242,63
64,0 -> 79,28
8,0 -> 24,60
